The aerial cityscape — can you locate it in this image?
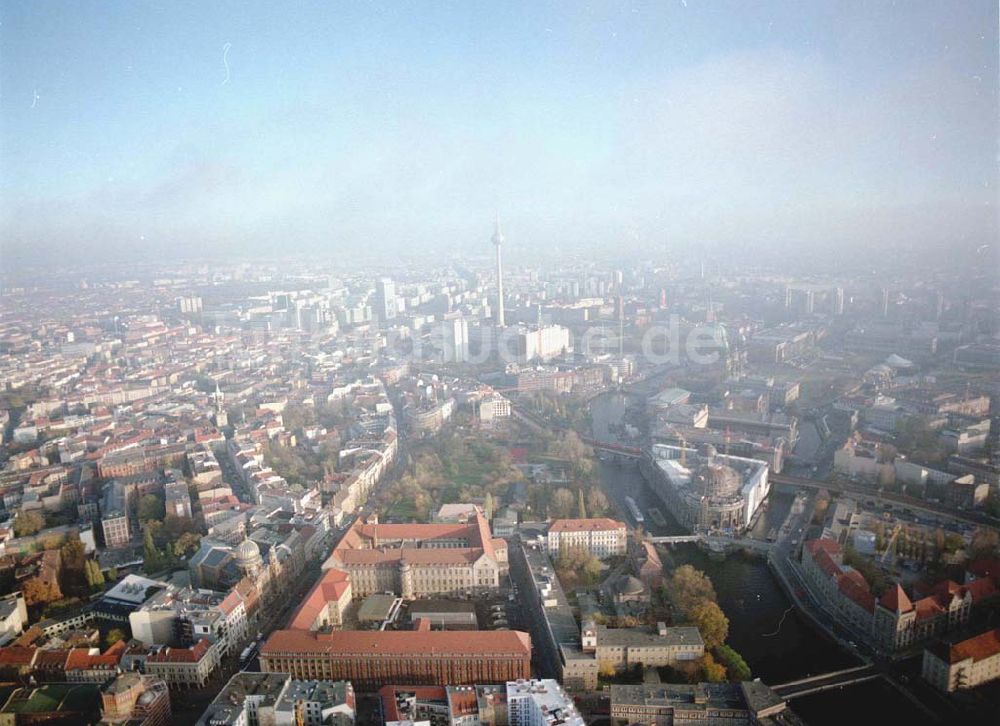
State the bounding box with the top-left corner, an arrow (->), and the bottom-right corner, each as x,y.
1,2 -> 997,725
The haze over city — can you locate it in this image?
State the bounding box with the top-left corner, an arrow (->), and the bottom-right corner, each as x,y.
0,3 -> 999,726
2,1 -> 997,270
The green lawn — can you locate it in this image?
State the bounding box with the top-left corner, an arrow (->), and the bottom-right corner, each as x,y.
4,684 -> 98,714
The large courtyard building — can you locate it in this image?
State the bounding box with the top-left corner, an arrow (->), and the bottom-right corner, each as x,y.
802,538 -> 995,652
643,443 -> 769,534
321,509 -> 507,599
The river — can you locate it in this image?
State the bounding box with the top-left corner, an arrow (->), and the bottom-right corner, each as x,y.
589,392 -> 936,724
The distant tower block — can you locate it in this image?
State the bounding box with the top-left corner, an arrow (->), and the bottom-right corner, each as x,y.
881,287 -> 890,317
492,214 -> 506,328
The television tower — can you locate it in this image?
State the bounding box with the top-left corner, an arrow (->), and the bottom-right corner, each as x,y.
492,214 -> 506,328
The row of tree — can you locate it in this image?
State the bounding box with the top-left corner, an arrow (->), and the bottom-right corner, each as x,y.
668,565 -> 751,683
548,486 -> 611,520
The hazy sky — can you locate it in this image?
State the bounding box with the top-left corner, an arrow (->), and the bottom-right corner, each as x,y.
1,1 -> 996,268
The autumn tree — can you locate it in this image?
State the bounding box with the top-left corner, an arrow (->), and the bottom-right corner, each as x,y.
701,653 -> 727,683
551,488 -> 576,519
714,644 -> 751,681
174,532 -> 202,558
586,488 -> 609,517
13,511 -> 44,538
483,492 -> 494,521
970,528 -> 999,560
105,628 -> 126,646
690,601 -> 729,649
143,528 -> 162,574
22,576 -> 60,606
670,565 -> 717,614
577,489 -> 588,519
556,545 -> 603,587
84,559 -> 105,591
59,537 -> 88,597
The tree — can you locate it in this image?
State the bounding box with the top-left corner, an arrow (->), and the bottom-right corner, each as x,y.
484,492 -> 494,521
670,565 -> 717,615
586,488 -> 609,517
13,511 -> 44,538
701,653 -> 727,683
970,528 -> 999,560
106,567 -> 118,582
690,601 -> 729,649
138,494 -> 165,522
105,628 -> 126,646
715,644 -> 751,681
175,532 -> 202,558
143,528 -> 161,574
555,546 -> 604,587
598,661 -> 618,678
22,576 -> 60,606
60,537 -> 88,597
577,489 -> 588,519
84,559 -> 105,591
551,488 -> 576,519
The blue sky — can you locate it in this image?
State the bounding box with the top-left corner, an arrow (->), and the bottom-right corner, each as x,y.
1,1 -> 996,267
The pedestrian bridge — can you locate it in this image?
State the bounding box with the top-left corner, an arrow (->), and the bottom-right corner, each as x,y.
771,664 -> 880,699
649,535 -> 702,544
648,534 -> 774,554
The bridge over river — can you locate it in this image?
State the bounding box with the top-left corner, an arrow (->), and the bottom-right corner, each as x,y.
770,664 -> 881,699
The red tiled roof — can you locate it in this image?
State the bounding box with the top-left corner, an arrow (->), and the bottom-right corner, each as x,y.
966,577 -> 996,602
966,558 -> 1000,583
379,685 -> 447,721
805,538 -> 841,556
147,638 -> 211,663
914,596 -> 946,622
262,629 -> 531,658
219,590 -> 244,616
813,549 -> 842,579
289,568 -> 351,631
32,649 -> 69,669
836,571 -> 875,612
946,628 -> 1000,665
879,584 -> 913,613
331,510 -> 499,567
549,518 -> 626,533
0,647 -> 37,667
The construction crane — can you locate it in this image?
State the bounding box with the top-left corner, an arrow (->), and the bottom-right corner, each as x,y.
881,524 -> 902,567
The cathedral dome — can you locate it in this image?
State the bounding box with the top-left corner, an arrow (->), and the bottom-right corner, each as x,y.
695,462 -> 742,499
236,538 -> 262,570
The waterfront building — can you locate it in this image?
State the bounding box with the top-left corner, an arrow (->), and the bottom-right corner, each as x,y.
644,444 -> 769,534
802,537 -> 995,652
922,628 -> 1000,692
609,680 -> 803,725
583,622 -> 704,671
